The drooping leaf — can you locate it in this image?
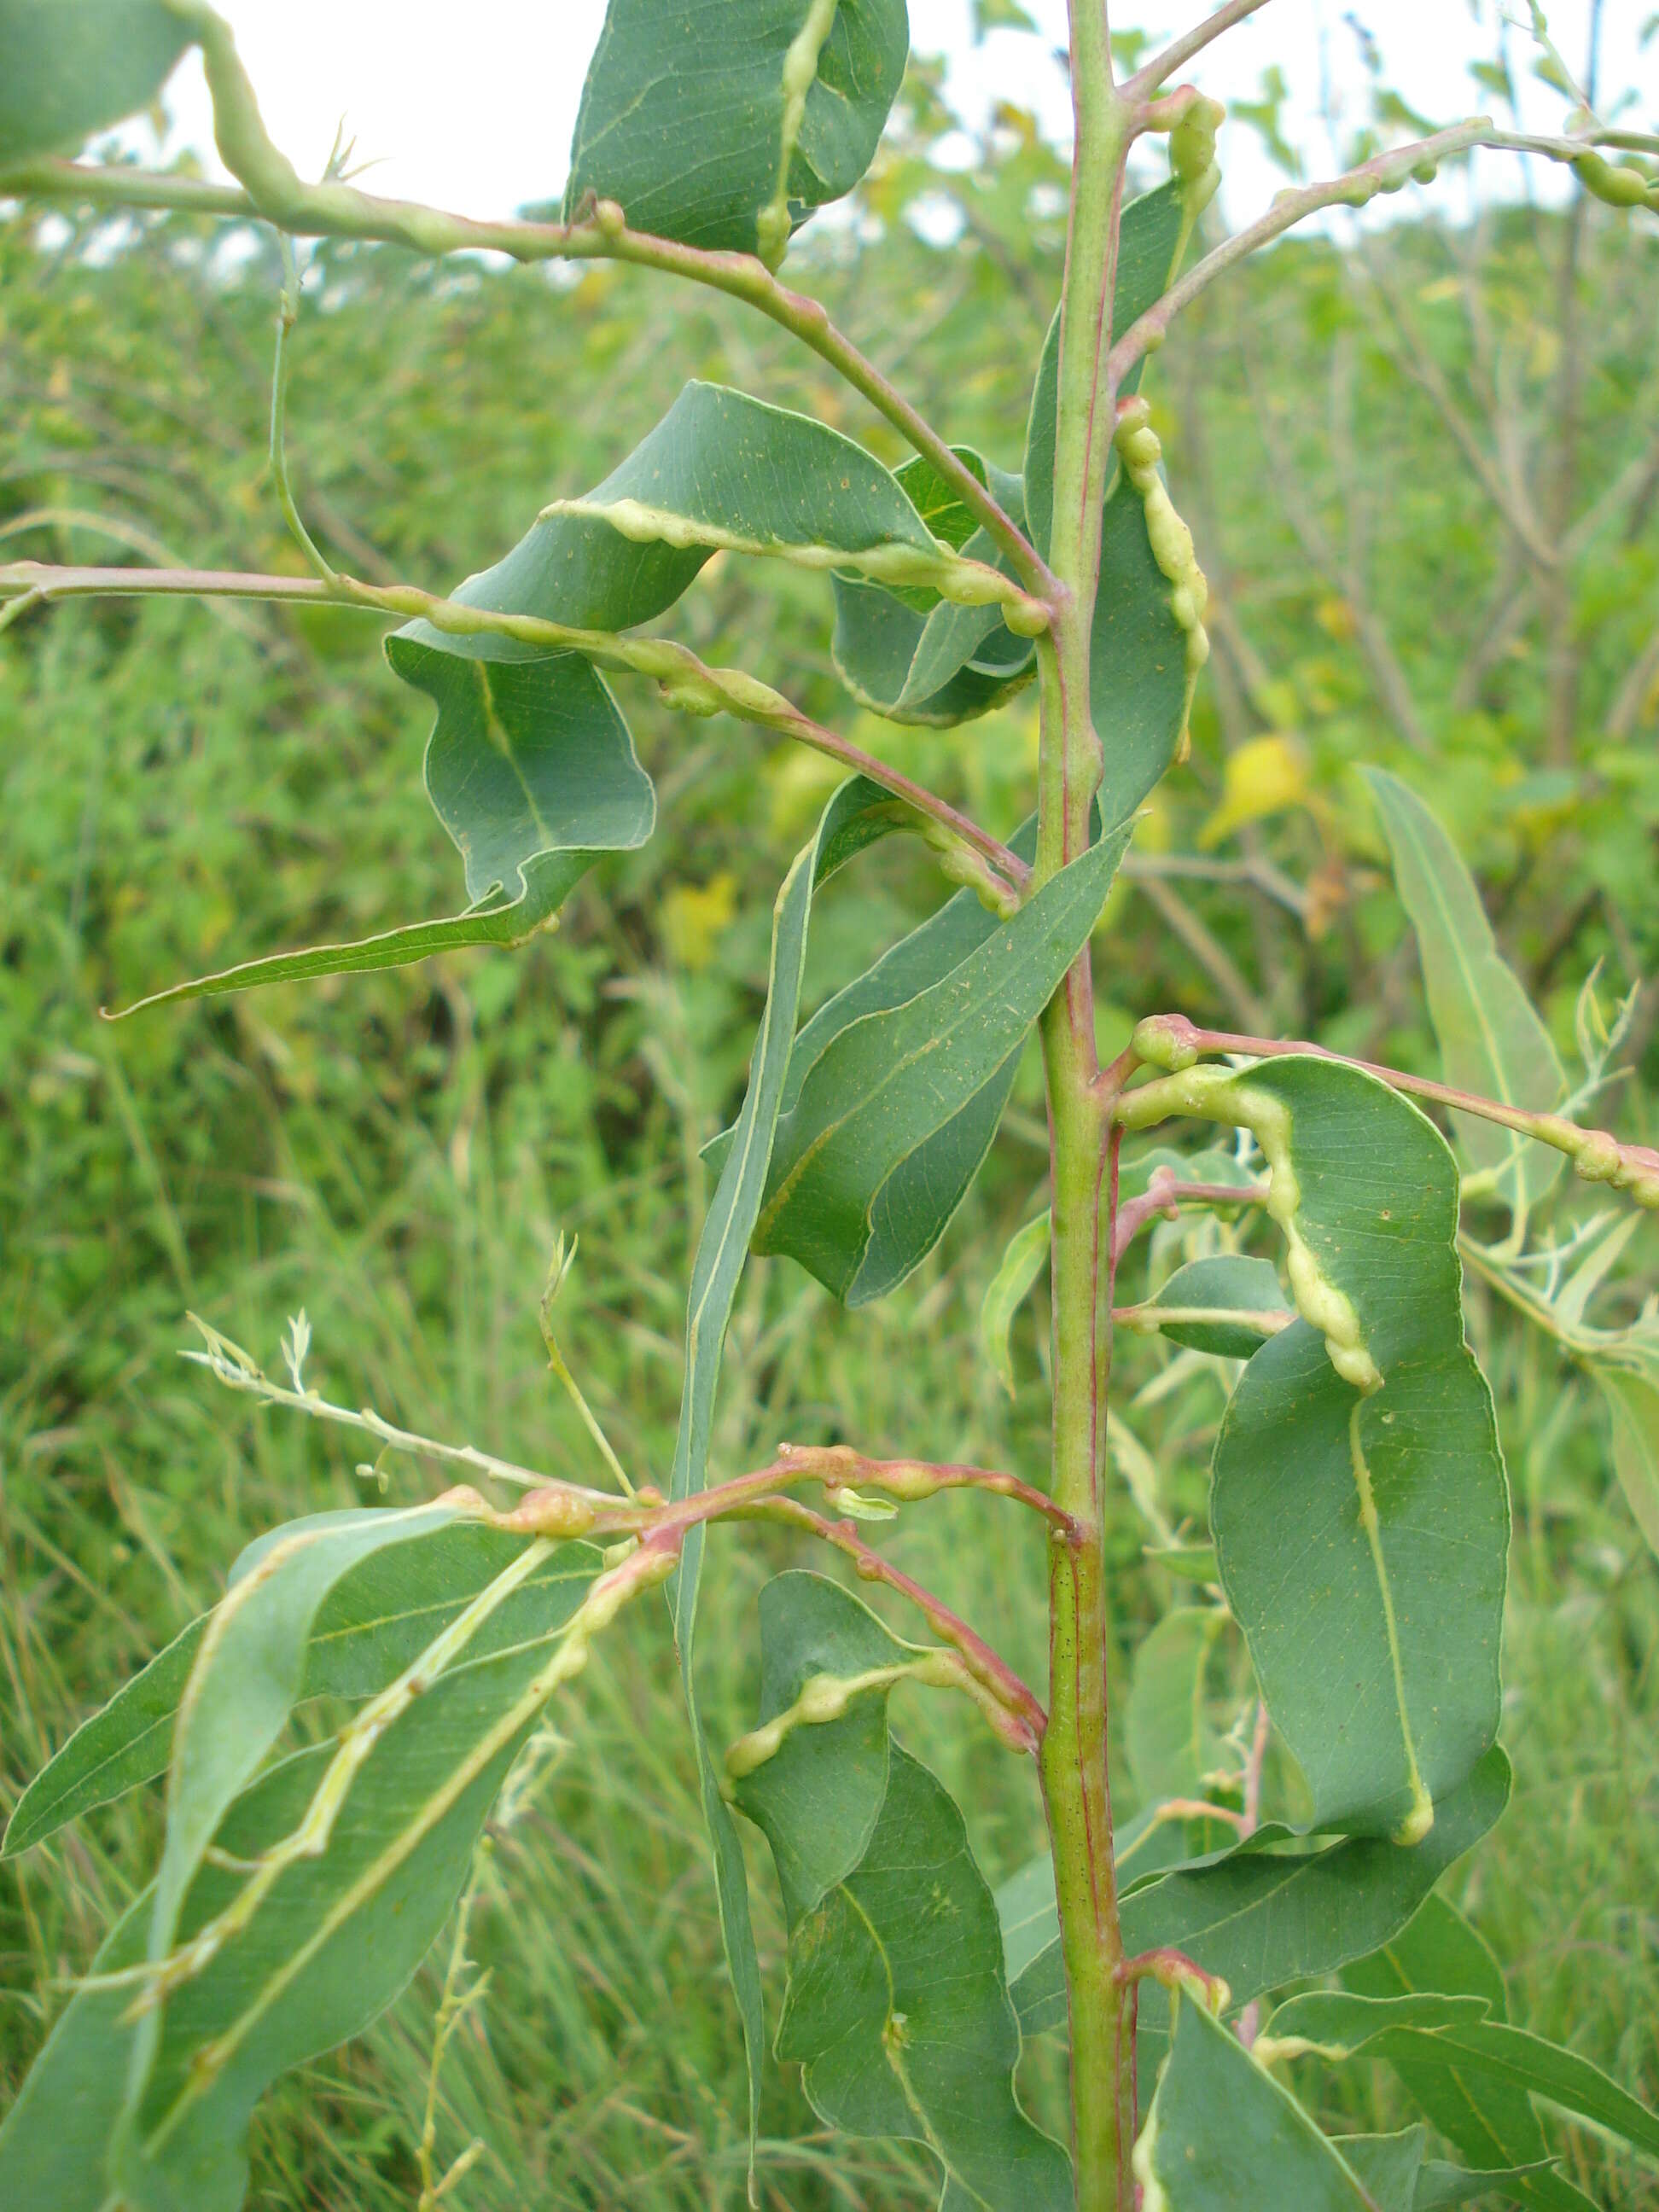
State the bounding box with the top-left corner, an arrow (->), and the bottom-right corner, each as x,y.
1125,1606 -> 1231,1806
732,1573 -> 1071,2212
667,777 -> 904,2179
1006,1746 -> 1509,2037
1343,1895 -> 1596,2212
1594,1364 -> 1659,1561
565,0 -> 910,264
143,1503 -> 471,1992
1364,768 -> 1565,1225
1133,1995 -> 1377,2209
0,1540 -> 607,2211
829,451 -> 1038,723
0,0 -> 195,165
3,1526 -> 602,1858
752,819 -> 1132,1302
119,652 -> 652,1007
1150,1056 -> 1511,1840
1147,1253 -> 1292,1358
1267,1991 -> 1659,2168
980,1208 -> 1053,1396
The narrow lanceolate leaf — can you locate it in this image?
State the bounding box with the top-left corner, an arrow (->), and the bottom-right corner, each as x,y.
566,0 -> 910,264
144,1504 -> 470,1985
830,451 -> 1038,725
980,1209 -> 1053,1396
667,778 -> 903,2182
1125,1606 -> 1230,1806
119,652 -> 653,1007
1134,1056 -> 1509,1840
754,819 -> 1131,1303
732,1574 -> 1071,2212
1267,1991 -> 1659,2168
1344,1895 -> 1597,2212
3,1525 -> 602,1858
1134,1996 -> 1377,2209
1146,1254 -> 1291,1358
0,1540 -> 606,2212
1595,1365 -> 1659,1562
1023,181 -> 1197,823
1364,768 -> 1565,1225
0,0 -> 194,164
1005,1746 -> 1509,2037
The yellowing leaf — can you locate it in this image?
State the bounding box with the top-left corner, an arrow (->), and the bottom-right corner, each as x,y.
1199,735 -> 1308,849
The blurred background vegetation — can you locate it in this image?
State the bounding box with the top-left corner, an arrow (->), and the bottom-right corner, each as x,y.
2,33 -> 1656,2211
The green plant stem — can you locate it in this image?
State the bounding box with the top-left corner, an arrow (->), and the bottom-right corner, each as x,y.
1039,12 -> 1135,2207
0,559 -> 1023,893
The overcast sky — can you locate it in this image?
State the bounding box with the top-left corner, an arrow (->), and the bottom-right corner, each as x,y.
142,3 -> 1653,233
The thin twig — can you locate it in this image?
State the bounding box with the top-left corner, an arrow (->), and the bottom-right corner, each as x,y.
1126,0 -> 1275,96
1106,121 -> 1658,388
0,559 -> 1024,889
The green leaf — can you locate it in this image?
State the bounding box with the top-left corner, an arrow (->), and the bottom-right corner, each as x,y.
143,1503 -> 470,1991
1148,1254 -> 1292,1358
1133,1995 -> 1377,2209
1270,1992 -> 1659,2169
0,1540 -> 607,2210
732,1573 -> 1071,2212
1336,2128 -> 1427,2211
3,1525 -> 604,1858
830,451 -> 1037,725
0,0 -> 194,165
119,652 -> 651,1007
1364,768 -> 1565,1225
753,819 -> 1132,1302
1415,2160 -> 1560,2209
1188,1057 -> 1510,1840
534,383 -> 1000,602
565,0 -> 910,264
1343,1895 -> 1596,2212
667,777 -> 903,2181
1006,1746 -> 1509,2037
980,1209 -> 1052,1396
1594,1365 -> 1659,1561
1126,1606 -> 1231,1805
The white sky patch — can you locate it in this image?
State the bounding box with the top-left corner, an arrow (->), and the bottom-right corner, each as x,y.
135,2 -> 1654,234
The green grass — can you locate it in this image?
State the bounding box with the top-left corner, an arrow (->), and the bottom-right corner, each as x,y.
2,165 -> 1656,2209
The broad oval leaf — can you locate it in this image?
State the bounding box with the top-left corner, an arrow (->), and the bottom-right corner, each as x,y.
1364,769 -> 1565,1227
1004,1746 -> 1510,2038
1143,1056 -> 1511,1840
732,1573 -> 1071,2212
753,818 -> 1132,1302
0,0 -> 194,165
566,0 -> 910,264
1134,1995 -> 1377,2209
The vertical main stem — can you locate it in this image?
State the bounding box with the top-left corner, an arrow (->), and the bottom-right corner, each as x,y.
1038,8 -> 1133,2209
